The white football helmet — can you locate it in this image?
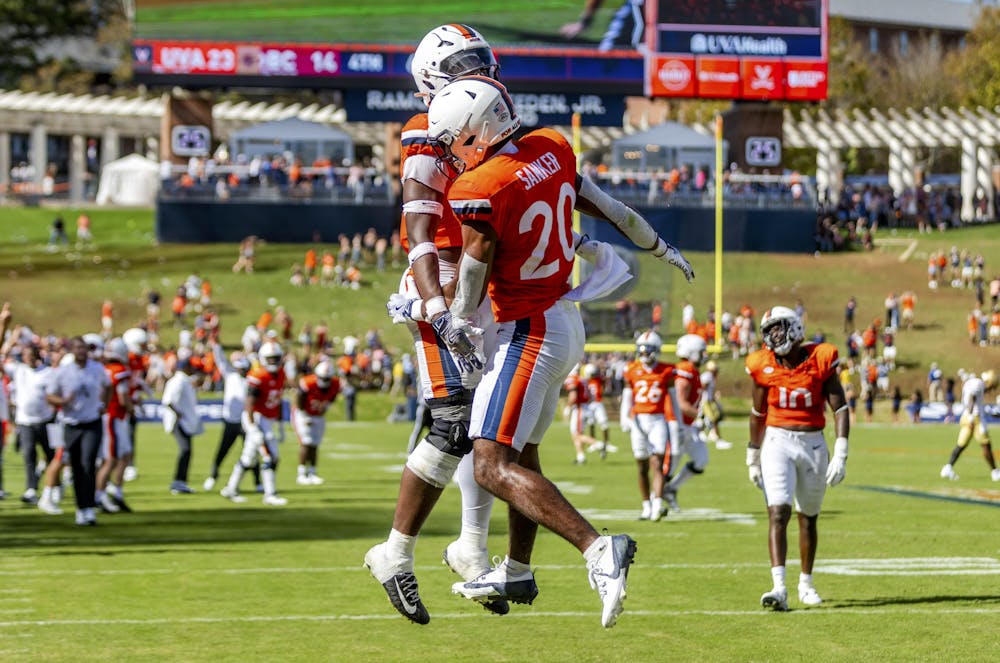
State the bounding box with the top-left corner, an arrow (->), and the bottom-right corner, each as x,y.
582,363 -> 598,380
760,306 -> 805,356
635,331 -> 662,366
83,333 -> 104,357
411,24 -> 499,102
258,341 -> 283,373
427,76 -> 520,174
123,327 -> 148,355
104,338 -> 128,363
314,360 -> 335,388
676,334 -> 707,364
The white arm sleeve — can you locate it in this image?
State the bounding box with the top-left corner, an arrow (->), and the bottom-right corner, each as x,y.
578,176 -> 658,251
451,254 -> 489,320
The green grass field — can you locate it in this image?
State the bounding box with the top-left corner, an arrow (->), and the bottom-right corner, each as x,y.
0,205 -> 999,659
135,0 -> 621,46
1,408 -> 999,661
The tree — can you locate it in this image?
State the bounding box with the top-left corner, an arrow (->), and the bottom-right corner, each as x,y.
0,1 -> 123,88
952,6 -> 1000,108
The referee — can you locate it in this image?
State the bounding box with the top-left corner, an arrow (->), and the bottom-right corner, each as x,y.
46,337 -> 110,526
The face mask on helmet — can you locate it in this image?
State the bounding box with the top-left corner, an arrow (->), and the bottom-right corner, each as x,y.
314,361 -> 334,388
676,334 -> 707,364
259,343 -> 283,373
411,24 -> 499,104
635,332 -> 662,366
760,306 -> 804,356
427,76 -> 520,176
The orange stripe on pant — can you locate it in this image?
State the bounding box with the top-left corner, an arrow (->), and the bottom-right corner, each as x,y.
495,314 -> 545,445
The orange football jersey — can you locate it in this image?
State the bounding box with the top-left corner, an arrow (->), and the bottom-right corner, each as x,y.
586,377 -> 604,403
666,359 -> 702,425
449,128 -> 576,321
104,362 -> 131,420
623,361 -> 676,416
398,113 -> 464,252
298,373 -> 340,416
745,342 -> 839,429
563,374 -> 589,405
247,366 -> 286,420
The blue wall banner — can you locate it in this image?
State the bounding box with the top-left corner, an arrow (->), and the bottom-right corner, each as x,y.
134,400 -> 289,423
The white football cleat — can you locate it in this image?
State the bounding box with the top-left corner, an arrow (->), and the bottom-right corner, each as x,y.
798,584 -> 823,606
715,439 -> 733,450
220,486 -> 247,503
364,543 -> 429,625
262,494 -> 288,506
442,541 -> 509,615
991,469 -> 1000,482
586,534 -> 637,628
296,475 -> 312,486
454,563 -> 539,606
761,587 -> 788,611
123,466 -> 138,482
940,464 -> 959,481
37,497 -> 63,515
203,476 -> 216,491
638,501 -> 651,521
650,497 -> 665,522
98,493 -> 120,513
307,474 -> 325,485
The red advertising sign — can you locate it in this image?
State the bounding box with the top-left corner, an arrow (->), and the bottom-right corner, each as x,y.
740,59 -> 784,100
647,55 -> 695,97
784,60 -> 828,101
696,57 -> 740,98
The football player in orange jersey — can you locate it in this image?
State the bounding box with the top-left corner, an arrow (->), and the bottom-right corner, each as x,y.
620,331 -> 677,521
745,306 -> 850,611
366,24 -> 507,626
662,334 -> 709,513
292,359 -> 339,485
95,338 -> 133,514
122,327 -> 152,483
563,364 -> 598,464
428,78 -> 692,628
582,363 -> 613,458
220,341 -> 288,506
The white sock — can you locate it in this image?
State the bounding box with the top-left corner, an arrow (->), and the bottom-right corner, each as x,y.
505,556 -> 530,574
799,572 -> 814,588
110,483 -> 122,499
41,486 -> 52,502
651,497 -> 663,514
306,465 -> 315,476
297,464 -> 307,477
387,528 -> 417,561
576,452 -> 586,463
456,452 -> 493,552
771,565 -> 787,590
583,536 -> 609,565
96,490 -> 105,502
261,468 -> 277,496
53,485 -> 63,503
641,499 -> 651,512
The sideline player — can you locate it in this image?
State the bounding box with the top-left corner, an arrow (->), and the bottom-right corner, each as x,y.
364,24 -> 506,625
583,363 -> 613,457
220,341 -> 288,505
939,370 -> 1000,482
662,334 -> 708,512
293,359 -> 340,485
620,331 -> 676,521
564,364 -> 598,464
95,338 -> 133,513
699,359 -> 730,449
425,77 -> 693,627
745,306 -> 850,611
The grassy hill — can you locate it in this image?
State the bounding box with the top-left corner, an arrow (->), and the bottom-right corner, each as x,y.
2,205 -> 995,412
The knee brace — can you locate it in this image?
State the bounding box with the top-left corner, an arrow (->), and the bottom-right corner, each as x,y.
406,440 -> 462,489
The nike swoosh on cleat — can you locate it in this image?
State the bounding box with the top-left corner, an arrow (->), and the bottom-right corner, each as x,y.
393,577 -> 417,615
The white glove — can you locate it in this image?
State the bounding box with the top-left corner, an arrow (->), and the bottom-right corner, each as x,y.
620,417 -> 632,433
653,238 -> 695,282
746,445 -> 763,490
386,293 -> 420,324
431,311 -> 485,374
826,437 -> 848,486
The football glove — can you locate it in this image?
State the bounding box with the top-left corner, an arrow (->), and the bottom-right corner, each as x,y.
431,311 -> 484,374
746,445 -> 764,490
386,293 -> 420,324
825,437 -> 848,486
653,239 -> 695,282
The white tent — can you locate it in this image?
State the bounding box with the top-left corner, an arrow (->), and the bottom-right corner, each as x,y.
96,153 -> 160,206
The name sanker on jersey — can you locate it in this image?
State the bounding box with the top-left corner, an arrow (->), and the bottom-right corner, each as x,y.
515,151 -> 563,190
